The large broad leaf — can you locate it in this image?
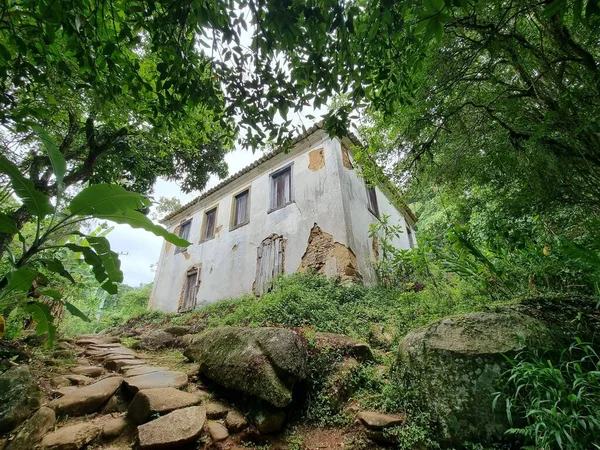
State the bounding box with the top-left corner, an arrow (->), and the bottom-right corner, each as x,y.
64,243 -> 117,294
64,301 -> 91,322
39,258 -> 76,284
86,235 -> 123,284
0,213 -> 18,234
4,267 -> 37,294
68,184 -> 151,216
30,124 -> 66,190
0,315 -> 4,340
23,301 -> 56,347
0,155 -> 54,218
97,209 -> 191,247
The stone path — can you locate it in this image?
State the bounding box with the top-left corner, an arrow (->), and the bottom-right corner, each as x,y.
6,334 -> 252,450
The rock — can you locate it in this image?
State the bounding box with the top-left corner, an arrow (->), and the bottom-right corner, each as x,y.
357,411 -> 407,429
128,387 -> 204,424
397,310 -> 554,444
184,327 -> 307,407
313,332 -> 374,362
101,417 -> 130,440
225,410 -> 248,432
0,365 -> 42,433
64,374 -> 93,386
47,376 -> 123,416
136,405 -> 206,449
207,422 -> 229,442
205,401 -> 231,419
163,326 -> 190,336
321,357 -> 361,410
50,376 -> 71,388
368,324 -> 393,348
101,393 -> 128,414
250,406 -> 285,434
132,330 -> 176,351
124,370 -> 188,394
122,366 -> 167,377
39,422 -> 100,450
5,407 -> 55,450
52,350 -> 74,359
104,358 -> 144,372
102,352 -> 138,362
70,366 -> 103,377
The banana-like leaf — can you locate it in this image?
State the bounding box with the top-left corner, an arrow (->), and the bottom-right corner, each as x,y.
69,184 -> 151,216
64,301 -> 91,322
30,124 -> 66,190
86,235 -> 123,283
0,213 -> 18,234
38,288 -> 62,299
64,243 -> 117,294
0,155 -> 54,218
4,267 -> 37,294
23,301 -> 56,347
39,258 -> 76,284
97,209 -> 191,247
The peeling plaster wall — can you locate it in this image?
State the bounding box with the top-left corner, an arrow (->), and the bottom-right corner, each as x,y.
149,130 -> 350,312
334,138 -> 415,285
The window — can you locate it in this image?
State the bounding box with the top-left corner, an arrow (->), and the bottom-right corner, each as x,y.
366,185 -> 380,218
231,189 -> 250,229
407,224 -> 415,249
270,165 -> 292,211
174,219 -> 191,254
201,207 -> 217,241
180,268 -> 199,312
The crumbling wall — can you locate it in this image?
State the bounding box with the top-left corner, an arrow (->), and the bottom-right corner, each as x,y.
298,224 -> 361,282
341,146 -> 353,169
308,147 -> 325,171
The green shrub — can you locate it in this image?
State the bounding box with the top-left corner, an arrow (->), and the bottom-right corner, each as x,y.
497,338 -> 600,449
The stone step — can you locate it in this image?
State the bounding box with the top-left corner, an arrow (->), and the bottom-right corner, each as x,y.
136,405 -> 206,450
47,377 -> 123,416
123,371 -> 188,394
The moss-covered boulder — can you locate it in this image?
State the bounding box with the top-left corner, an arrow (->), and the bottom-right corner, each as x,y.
397,310 -> 555,445
183,327 -> 307,407
0,365 -> 42,433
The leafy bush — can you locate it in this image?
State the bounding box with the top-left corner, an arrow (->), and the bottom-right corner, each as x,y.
497,338 -> 600,450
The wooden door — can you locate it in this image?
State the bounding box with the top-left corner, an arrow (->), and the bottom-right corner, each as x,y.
255,235 -> 285,295
180,268 -> 200,312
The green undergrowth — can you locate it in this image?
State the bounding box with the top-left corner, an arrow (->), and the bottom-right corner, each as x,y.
121,272 -> 492,345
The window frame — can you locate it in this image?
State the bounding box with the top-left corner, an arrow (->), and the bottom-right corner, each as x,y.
230,187 -> 251,231
268,162 -> 294,213
180,267 -> 200,312
200,206 -> 218,242
365,184 -> 380,219
174,219 -> 192,254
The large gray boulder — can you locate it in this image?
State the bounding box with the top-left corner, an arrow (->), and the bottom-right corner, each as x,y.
397,310 -> 554,444
184,327 -> 307,407
0,365 -> 42,433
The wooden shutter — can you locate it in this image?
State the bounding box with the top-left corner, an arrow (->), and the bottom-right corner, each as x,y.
254,235 -> 285,295
234,191 -> 248,226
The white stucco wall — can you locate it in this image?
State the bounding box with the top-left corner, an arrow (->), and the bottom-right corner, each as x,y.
149,130 -> 349,312
148,131 -> 416,312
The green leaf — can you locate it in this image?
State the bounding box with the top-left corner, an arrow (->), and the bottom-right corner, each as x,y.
68,184 -> 151,216
64,301 -> 91,322
30,124 -> 67,191
64,243 -> 117,294
23,301 -> 56,346
97,209 -> 191,247
0,155 -> 54,218
0,213 -> 18,234
38,288 -> 62,299
39,258 -> 76,284
86,235 -> 123,283
4,267 -> 37,294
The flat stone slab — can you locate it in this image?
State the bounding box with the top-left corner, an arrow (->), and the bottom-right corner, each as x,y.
64,374 -> 93,385
105,359 -> 145,372
5,406 -> 55,450
47,377 -> 123,416
124,371 -> 188,394
39,422 -> 100,450
207,422 -> 229,442
101,417 -> 130,440
128,387 -> 204,424
137,406 -> 205,449
123,366 -> 167,378
357,411 -> 407,430
70,366 -> 103,377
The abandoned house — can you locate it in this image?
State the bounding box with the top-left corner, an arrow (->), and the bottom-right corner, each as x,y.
148,123 -> 417,312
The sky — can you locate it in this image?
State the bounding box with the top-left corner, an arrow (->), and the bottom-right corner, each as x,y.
107,147 -> 265,286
